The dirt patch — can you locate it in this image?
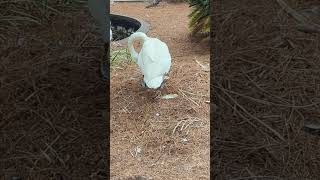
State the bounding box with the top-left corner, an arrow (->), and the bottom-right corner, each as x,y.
212,0 -> 320,178
111,2 -> 210,180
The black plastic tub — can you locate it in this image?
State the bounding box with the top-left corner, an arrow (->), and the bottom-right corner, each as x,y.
110,14 -> 150,45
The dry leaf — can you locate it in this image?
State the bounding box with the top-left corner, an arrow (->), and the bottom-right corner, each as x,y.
161,94 -> 178,99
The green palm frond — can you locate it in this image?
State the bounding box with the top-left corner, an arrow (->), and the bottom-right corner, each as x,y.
187,0 -> 210,38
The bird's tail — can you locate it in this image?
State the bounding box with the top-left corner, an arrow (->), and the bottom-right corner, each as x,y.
127,32 -> 149,62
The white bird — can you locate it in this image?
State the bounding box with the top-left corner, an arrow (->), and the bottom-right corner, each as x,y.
128,32 -> 171,89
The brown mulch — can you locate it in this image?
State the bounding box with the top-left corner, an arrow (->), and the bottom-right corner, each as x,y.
0,1 -> 210,180
212,0 -> 320,179
0,10 -> 109,179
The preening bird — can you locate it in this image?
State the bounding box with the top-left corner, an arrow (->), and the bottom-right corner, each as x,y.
128,32 -> 171,89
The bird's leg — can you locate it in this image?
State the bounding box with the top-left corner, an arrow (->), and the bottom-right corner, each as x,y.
140,78 -> 147,88
159,81 -> 166,89
141,80 -> 146,88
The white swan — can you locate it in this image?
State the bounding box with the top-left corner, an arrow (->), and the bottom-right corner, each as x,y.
128,32 -> 171,89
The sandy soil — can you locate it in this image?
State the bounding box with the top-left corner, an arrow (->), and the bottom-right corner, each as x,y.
110,2 -> 210,180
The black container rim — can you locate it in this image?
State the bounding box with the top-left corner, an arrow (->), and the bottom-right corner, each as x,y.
111,13 -> 150,45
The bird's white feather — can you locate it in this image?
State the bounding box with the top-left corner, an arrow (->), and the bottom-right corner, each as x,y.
128,32 -> 171,89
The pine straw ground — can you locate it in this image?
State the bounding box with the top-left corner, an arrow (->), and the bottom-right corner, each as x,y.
212,0 -> 320,179
0,7 -> 109,180
110,2 -> 210,180
0,1 -> 210,180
